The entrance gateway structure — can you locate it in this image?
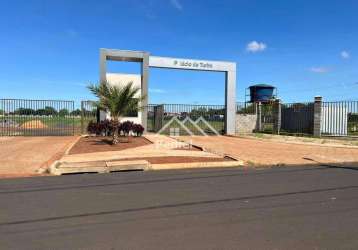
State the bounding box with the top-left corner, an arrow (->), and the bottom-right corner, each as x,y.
99,48 -> 237,135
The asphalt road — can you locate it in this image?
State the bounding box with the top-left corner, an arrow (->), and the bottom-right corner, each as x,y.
1,165 -> 358,250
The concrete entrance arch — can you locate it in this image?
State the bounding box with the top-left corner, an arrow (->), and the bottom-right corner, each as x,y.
99,48 -> 236,135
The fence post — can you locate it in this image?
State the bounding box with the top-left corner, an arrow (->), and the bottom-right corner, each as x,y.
81,101 -> 84,135
273,99 -> 281,134
255,102 -> 262,132
313,96 -> 322,137
154,104 -> 164,132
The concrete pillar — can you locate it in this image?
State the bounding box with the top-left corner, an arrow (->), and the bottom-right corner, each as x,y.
313,96 -> 322,137
99,50 -> 107,83
225,70 -> 236,135
256,102 -> 262,132
273,99 -> 281,134
154,104 -> 164,132
141,53 -> 149,133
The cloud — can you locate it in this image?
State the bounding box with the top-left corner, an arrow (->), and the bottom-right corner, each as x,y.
246,41 -> 267,53
341,50 -> 350,59
149,88 -> 167,94
309,67 -> 330,73
170,0 -> 183,11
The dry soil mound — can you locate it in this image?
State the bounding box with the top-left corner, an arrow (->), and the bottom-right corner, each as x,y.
20,120 -> 48,129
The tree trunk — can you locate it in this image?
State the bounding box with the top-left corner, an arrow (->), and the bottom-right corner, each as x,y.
112,125 -> 119,145
112,116 -> 120,145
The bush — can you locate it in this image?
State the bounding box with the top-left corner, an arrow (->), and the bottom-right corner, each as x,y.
121,121 -> 133,136
87,120 -> 98,135
87,120 -> 144,137
87,119 -> 114,136
132,124 -> 144,136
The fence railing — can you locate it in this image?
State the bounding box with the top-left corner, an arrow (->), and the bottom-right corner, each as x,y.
80,101 -> 98,134
236,102 -> 256,114
280,102 -> 314,135
321,101 -> 358,137
147,104 -> 226,135
0,99 -> 76,136
242,99 -> 358,138
2,97 -> 357,138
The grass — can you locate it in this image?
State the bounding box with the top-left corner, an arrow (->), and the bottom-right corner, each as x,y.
253,133 -> 265,139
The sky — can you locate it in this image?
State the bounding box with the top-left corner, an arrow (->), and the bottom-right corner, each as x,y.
1,0 -> 358,105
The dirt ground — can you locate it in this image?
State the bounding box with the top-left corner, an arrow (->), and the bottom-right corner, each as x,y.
0,136 -> 78,178
177,135 -> 358,166
69,136 -> 152,155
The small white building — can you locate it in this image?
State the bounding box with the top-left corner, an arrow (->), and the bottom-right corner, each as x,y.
100,73 -> 142,124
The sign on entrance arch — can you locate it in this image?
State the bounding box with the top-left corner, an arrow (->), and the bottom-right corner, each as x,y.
99,48 -> 236,135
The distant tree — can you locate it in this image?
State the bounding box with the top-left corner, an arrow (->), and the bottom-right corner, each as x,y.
58,108 -> 69,117
70,109 -> 82,116
190,107 -> 208,117
35,106 -> 57,116
44,106 -> 57,115
14,108 -> 36,115
190,107 -> 225,119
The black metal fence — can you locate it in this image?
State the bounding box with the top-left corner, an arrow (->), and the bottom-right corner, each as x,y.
281,102 -> 314,135
80,101 -> 98,134
147,104 -> 225,135
260,102 -> 275,133
2,97 -> 357,138
321,101 -> 358,137
236,102 -> 256,114
256,101 -> 315,136
0,99 -> 76,136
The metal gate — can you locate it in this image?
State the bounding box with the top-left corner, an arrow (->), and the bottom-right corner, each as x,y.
321,101 -> 358,137
147,104 -> 225,135
0,99 -> 75,136
80,100 -> 98,134
281,102 -> 314,135
260,102 -> 274,133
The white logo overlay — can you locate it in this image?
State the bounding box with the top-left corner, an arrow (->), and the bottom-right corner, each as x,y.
157,116 -> 220,136
154,115 -> 221,150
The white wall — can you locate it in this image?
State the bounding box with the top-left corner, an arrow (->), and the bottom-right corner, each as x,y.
100,73 -> 142,124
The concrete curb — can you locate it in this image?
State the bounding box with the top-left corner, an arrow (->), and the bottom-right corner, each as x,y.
49,159 -> 244,175
49,160 -> 150,175
150,160 -> 244,170
64,135 -> 83,155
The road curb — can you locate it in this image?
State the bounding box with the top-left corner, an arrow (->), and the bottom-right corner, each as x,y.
49,160 -> 150,175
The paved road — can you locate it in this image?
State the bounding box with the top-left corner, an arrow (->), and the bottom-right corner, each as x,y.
1,165 -> 358,250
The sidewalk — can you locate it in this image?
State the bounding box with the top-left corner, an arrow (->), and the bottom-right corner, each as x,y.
177,135 -> 358,166
0,136 -> 78,178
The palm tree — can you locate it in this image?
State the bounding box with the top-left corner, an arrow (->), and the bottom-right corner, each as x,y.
87,81 -> 145,144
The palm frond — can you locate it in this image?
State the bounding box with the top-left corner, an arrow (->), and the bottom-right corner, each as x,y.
87,80 -> 144,120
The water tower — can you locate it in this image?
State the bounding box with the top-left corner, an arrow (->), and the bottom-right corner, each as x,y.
246,84 -> 277,103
